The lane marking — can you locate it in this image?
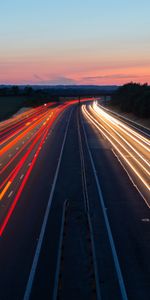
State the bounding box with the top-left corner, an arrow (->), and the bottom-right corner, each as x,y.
23,108 -> 73,300
8,191 -> 13,198
141,218 -> 150,222
52,200 -> 68,300
77,111 -> 102,299
20,174 -> 24,180
111,149 -> 149,208
82,115 -> 128,300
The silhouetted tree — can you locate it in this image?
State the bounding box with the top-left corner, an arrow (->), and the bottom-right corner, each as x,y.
111,82 -> 150,118
11,85 -> 19,96
0,87 -> 7,96
24,86 -> 33,96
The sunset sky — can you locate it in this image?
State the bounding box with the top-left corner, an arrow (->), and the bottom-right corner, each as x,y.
0,0 -> 150,85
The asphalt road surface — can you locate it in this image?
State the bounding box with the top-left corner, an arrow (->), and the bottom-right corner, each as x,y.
0,100 -> 150,300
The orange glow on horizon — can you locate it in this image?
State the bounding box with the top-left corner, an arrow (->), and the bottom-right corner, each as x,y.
0,57 -> 150,85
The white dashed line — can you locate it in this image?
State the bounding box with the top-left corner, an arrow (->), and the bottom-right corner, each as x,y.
20,174 -> 24,180
23,108 -> 73,300
8,191 -> 13,198
141,218 -> 150,222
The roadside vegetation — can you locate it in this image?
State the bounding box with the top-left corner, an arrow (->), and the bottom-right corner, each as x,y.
1,83 -> 149,122
110,83 -> 150,118
0,85 -> 114,121
0,86 -> 57,121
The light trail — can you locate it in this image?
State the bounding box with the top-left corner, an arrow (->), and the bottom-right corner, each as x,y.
0,115 -> 53,174
0,102 -> 55,142
0,127 -> 41,176
82,104 -> 150,205
0,107 -> 53,148
0,111 -> 56,194
98,104 -> 150,140
92,103 -> 150,169
0,124 -> 51,235
94,102 -> 150,150
0,102 -> 54,130
0,109 -> 53,155
89,105 -> 150,176
0,104 -> 68,234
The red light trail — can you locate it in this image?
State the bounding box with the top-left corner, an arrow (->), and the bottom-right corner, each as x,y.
0,99 -> 92,235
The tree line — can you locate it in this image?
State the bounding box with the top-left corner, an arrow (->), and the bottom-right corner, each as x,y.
0,85 -> 115,106
110,83 -> 150,118
0,86 -> 60,106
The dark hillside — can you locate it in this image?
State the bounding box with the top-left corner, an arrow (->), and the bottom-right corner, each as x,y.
111,83 -> 150,118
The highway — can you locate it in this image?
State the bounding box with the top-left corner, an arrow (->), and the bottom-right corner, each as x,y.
0,99 -> 150,300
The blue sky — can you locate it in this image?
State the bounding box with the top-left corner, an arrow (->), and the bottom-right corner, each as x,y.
0,0 -> 150,84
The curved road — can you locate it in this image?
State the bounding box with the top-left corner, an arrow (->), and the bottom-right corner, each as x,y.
0,100 -> 149,300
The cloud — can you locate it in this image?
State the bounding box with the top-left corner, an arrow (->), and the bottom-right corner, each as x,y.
32,75 -> 77,85
33,74 -> 43,80
47,76 -> 77,85
82,74 -> 141,81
